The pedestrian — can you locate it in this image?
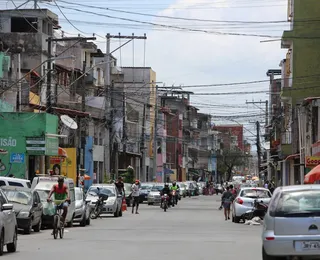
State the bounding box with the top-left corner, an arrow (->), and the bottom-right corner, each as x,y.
264,181 -> 269,189
115,176 -> 124,195
131,179 -> 140,214
221,186 -> 234,221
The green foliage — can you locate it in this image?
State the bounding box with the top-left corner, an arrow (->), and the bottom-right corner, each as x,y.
123,167 -> 135,184
103,172 -> 111,183
217,149 -> 247,181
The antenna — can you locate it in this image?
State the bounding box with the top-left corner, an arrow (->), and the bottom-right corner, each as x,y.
15,0 -> 52,9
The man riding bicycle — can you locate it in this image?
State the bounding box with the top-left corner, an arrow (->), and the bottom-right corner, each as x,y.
47,176 -> 70,225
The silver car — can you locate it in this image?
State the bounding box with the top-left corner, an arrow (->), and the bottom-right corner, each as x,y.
147,184 -> 164,205
86,184 -> 123,217
0,188 -> 18,255
262,185 -> 320,260
73,187 -> 90,226
232,187 -> 272,223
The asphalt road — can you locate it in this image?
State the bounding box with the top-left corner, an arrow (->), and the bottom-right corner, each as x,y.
8,196 -> 262,260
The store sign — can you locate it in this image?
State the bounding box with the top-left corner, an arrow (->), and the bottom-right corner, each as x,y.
10,153 -> 25,164
305,156 -> 320,167
45,137 -> 58,156
26,137 -> 46,155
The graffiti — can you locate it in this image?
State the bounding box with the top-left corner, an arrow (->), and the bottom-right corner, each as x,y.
0,159 -> 5,171
0,149 -> 8,155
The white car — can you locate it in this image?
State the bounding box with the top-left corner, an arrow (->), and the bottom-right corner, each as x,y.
86,184 -> 123,217
73,187 -> 91,226
0,188 -> 18,255
262,185 -> 320,260
232,187 -> 272,223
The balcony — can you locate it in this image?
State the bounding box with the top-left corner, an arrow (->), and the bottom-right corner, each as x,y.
281,131 -> 292,145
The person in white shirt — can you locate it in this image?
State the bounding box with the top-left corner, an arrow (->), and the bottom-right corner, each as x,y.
131,180 -> 141,214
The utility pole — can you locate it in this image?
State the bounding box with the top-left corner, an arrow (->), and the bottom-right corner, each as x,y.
152,85 -> 158,182
140,104 -> 146,181
122,89 -> 127,177
256,121 -> 262,184
45,36 -> 96,176
247,100 -> 271,181
105,33 -> 147,181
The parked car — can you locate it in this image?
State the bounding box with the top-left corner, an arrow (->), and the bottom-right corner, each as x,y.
2,187 -> 43,234
86,184 -> 123,217
177,182 -> 187,197
147,184 -> 164,205
232,187 -> 272,223
139,183 -> 153,203
124,183 -> 132,206
262,185 -> 320,260
0,188 -> 17,255
73,187 -> 90,226
0,176 -> 31,189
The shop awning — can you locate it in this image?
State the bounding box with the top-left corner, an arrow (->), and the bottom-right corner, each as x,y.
59,147 -> 67,157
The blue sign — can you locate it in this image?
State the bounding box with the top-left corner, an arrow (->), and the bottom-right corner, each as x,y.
10,153 -> 25,164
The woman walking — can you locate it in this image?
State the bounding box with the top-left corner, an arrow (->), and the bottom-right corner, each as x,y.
221,186 -> 234,220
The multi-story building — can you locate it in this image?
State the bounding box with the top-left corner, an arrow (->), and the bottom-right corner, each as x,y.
279,0 -> 320,185
212,125 -> 244,151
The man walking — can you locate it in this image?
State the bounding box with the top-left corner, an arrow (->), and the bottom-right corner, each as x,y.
131,179 -> 141,214
115,176 -> 124,195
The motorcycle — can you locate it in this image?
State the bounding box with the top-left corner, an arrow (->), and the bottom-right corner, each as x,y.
242,199 -> 268,221
161,194 -> 169,212
172,190 -> 178,205
89,191 -> 109,219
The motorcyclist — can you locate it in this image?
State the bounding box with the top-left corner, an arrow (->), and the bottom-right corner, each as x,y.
160,184 -> 171,208
170,181 -> 180,204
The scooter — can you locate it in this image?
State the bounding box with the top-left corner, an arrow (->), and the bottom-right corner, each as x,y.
242,199 -> 268,221
161,194 -> 169,212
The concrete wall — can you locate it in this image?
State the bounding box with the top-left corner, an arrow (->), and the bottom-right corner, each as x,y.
282,0 -> 320,104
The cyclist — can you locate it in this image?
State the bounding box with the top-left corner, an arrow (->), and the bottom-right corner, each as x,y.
47,176 -> 70,225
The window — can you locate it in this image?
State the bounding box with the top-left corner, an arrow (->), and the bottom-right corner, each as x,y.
240,189 -> 271,199
0,191 -> 7,205
0,181 -> 5,186
8,181 -> 24,187
11,17 -> 38,33
275,190 -> 320,217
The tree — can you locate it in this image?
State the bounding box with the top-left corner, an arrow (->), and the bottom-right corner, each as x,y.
123,166 -> 135,184
217,149 -> 247,181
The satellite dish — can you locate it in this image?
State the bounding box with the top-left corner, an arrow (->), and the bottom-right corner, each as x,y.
60,115 -> 78,130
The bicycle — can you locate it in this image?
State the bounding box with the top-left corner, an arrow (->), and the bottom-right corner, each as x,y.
49,200 -> 66,239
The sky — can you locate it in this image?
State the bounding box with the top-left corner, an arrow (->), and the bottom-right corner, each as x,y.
3,0 -> 289,147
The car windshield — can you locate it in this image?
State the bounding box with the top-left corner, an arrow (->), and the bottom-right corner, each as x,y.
275,190 -> 320,217
75,189 -> 83,200
151,185 -> 164,191
3,190 -> 32,205
36,190 -> 50,202
88,186 -> 115,197
240,189 -> 271,199
141,185 -> 153,190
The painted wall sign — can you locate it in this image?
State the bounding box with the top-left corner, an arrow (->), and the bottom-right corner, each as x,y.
0,137 -> 17,147
10,153 -> 25,164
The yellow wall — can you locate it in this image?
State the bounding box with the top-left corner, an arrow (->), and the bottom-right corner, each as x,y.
181,168 -> 186,182
148,69 -> 157,157
50,148 -> 77,183
169,169 -> 177,182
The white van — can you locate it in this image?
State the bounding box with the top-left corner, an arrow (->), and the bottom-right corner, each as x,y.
0,176 -> 31,188
32,175 -> 76,227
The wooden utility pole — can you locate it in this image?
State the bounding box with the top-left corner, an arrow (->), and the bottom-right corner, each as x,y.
256,121 -> 262,182
105,33 -> 147,180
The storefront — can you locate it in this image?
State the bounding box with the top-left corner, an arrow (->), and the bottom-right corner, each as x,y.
0,113 -> 59,179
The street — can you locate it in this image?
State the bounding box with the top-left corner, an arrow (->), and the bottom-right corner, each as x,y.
11,196 -> 261,260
